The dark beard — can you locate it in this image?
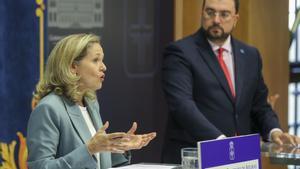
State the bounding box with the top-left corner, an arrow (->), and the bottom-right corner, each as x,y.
204,24 -> 231,42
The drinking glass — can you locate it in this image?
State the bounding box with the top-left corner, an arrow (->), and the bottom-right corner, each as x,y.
181,147 -> 198,169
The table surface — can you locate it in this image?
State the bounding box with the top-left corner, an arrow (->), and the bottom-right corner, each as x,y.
261,142 -> 300,165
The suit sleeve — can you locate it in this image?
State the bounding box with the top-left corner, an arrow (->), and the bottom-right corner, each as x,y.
27,103 -> 97,169
111,152 -> 131,167
250,49 -> 281,141
162,44 -> 223,140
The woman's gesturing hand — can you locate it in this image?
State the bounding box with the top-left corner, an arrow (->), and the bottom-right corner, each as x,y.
87,121 -> 128,154
87,122 -> 157,155
120,122 -> 157,150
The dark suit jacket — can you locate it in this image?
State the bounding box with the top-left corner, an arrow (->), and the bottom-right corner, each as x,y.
161,28 -> 281,163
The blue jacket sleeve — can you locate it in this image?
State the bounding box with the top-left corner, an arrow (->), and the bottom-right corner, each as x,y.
162,44 -> 223,140
26,104 -> 97,169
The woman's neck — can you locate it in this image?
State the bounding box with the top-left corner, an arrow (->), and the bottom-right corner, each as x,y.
77,101 -> 84,107
77,95 -> 85,107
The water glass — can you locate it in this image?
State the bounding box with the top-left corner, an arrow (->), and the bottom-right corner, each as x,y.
181,147 -> 198,169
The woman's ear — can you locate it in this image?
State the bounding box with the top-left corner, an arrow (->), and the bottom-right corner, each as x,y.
70,63 -> 78,75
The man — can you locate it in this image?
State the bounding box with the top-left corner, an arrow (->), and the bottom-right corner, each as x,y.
162,0 -> 300,163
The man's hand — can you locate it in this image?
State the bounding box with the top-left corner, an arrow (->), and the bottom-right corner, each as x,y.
267,94 -> 280,109
271,130 -> 300,146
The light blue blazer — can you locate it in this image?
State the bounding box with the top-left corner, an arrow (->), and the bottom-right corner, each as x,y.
27,92 -> 129,169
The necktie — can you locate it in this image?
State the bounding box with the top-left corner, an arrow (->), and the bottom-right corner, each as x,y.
217,48 -> 235,97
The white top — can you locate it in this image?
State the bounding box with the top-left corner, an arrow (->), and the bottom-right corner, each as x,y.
79,105 -> 100,168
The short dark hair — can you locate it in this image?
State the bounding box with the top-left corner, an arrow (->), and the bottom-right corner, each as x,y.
202,0 -> 240,14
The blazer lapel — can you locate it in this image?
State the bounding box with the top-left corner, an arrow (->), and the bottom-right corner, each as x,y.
194,29 -> 235,103
232,39 -> 245,107
61,97 -> 92,144
84,98 -> 102,130
84,98 -> 112,169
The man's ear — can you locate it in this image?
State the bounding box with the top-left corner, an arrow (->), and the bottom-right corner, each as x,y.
233,14 -> 239,27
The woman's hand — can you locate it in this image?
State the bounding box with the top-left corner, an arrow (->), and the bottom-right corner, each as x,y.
120,122 -> 157,150
87,121 -> 127,154
87,122 -> 157,155
121,133 -> 157,150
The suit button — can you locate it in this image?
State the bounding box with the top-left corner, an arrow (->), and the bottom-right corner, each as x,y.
235,114 -> 238,119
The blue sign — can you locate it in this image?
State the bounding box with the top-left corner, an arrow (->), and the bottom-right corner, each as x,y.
197,134 -> 261,169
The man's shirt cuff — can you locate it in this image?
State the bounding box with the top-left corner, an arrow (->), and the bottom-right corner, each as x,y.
269,128 -> 283,141
216,134 -> 226,140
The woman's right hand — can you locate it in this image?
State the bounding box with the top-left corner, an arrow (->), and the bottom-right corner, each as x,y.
87,121 -> 127,154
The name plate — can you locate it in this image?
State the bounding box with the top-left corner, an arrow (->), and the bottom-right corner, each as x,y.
197,134 -> 261,169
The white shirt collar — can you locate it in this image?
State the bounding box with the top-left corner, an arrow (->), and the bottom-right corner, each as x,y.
207,36 -> 232,53
78,105 -> 87,111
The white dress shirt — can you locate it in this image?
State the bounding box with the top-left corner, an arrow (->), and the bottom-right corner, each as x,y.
208,36 -> 235,90
207,36 -> 282,140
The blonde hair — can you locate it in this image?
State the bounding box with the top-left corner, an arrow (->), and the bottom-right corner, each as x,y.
34,33 -> 100,103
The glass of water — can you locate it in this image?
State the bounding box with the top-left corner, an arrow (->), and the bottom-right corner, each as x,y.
181,147 -> 198,169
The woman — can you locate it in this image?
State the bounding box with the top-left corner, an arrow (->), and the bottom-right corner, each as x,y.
26,34 -> 156,169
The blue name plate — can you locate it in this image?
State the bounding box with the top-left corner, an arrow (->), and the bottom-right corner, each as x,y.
197,134 -> 261,169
